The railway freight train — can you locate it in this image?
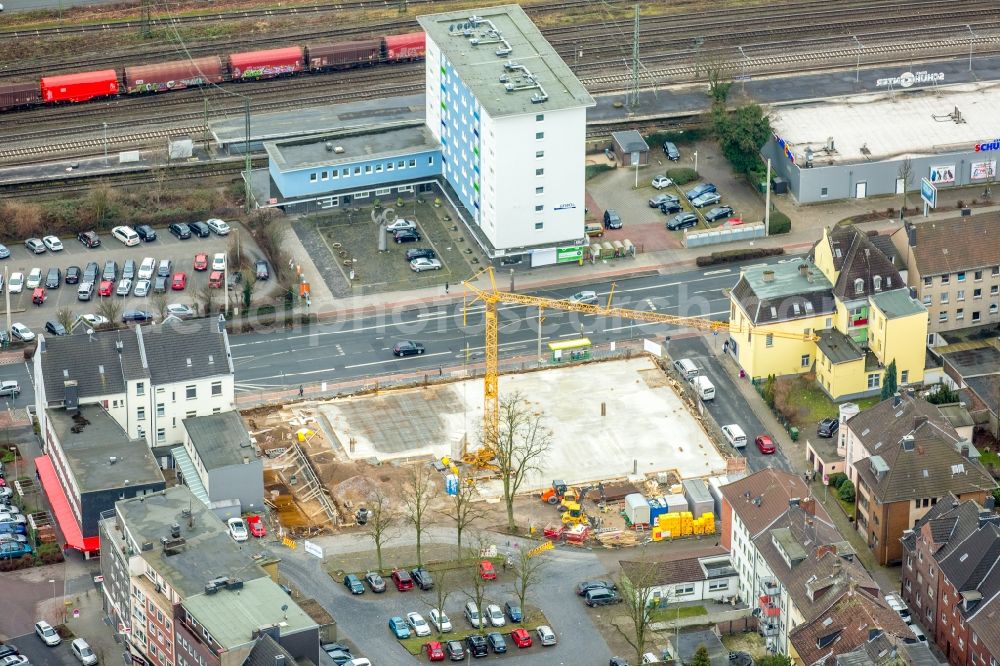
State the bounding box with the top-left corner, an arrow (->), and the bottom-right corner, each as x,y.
0,32 -> 425,112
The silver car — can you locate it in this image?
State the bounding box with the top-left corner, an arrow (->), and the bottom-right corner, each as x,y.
691,192 -> 722,208
116,279 -> 132,296
569,290 -> 598,305
133,279 -> 151,297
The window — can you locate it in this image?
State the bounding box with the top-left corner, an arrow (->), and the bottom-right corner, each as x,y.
408,159 -> 416,167
766,333 -> 774,347
942,274 -> 951,284
535,186 -> 544,194
320,171 -> 328,181
398,160 -> 405,169
975,270 -> 983,281
536,150 -> 544,158
825,317 -> 832,328
939,312 -> 948,322
674,584 -> 695,596
854,278 -> 864,294
958,271 -> 967,282
309,173 -> 317,183
534,222 -> 543,230
973,311 -> 981,322
385,162 -> 393,171
211,381 -> 222,397
331,170 -> 338,179
924,276 -> 933,286
428,155 -> 434,165
991,303 -> 998,314
975,288 -> 983,299
185,385 -> 196,400
993,285 -> 999,296
364,165 -> 372,174
708,579 -> 729,591
821,187 -> 828,197
137,406 -> 146,421
957,289 -> 966,301
156,403 -> 164,417
957,308 -> 964,320
867,373 -> 881,389
535,131 -> 544,140
535,168 -> 544,176
353,166 -> 361,175
923,295 -> 932,305
874,275 -> 882,291
901,370 -> 909,384
157,428 -> 166,443
535,114 -> 544,122
374,164 -> 382,173
535,204 -> 543,212
136,381 -> 145,396
801,354 -> 810,367
994,265 -> 1000,276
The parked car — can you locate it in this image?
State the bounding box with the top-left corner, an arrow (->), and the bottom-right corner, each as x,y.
35,620 -> 61,646
212,253 -> 226,272
45,267 -> 61,289
704,205 -> 735,222
884,593 -> 911,621
45,321 -> 66,336
411,567 -> 434,590
255,259 -> 270,280
79,314 -> 110,328
486,633 -> 507,653
171,273 -> 187,290
577,580 -> 617,595
648,193 -> 678,207
193,253 -> 208,271
663,141 -> 680,161
116,279 -> 133,297
138,257 -> 156,280
0,381 -> 20,398
394,229 -> 421,243
0,540 -> 31,560
392,340 -> 425,357
479,560 -> 497,580
504,601 -> 523,622
755,434 -> 776,454
692,192 -> 722,208
156,259 -> 172,278
585,588 -> 622,606
660,199 -> 684,214
26,268 -> 42,289
536,625 -> 557,646
77,231 -> 101,248
206,219 -> 230,235
486,604 -> 505,627
42,235 -> 63,251
25,238 -> 46,254
343,574 -> 364,594
569,290 -> 598,305
135,225 -> 157,242
465,634 -> 488,658
511,627 -> 532,648
70,638 -> 98,666
152,276 -> 168,294
407,612 -> 431,637
410,257 -> 442,272
603,209 -> 623,229
722,424 -> 748,448
818,417 -> 839,438
10,323 -> 34,342
445,640 -> 465,660
245,515 -> 266,537
165,304 -> 194,319
168,223 -> 192,240
122,310 -> 153,324
83,262 -> 100,283
364,571 -> 386,593
667,212 -> 698,231
464,601 -> 482,628
0,244 -> 8,259
98,280 -> 114,297
102,260 -> 118,282
405,248 -> 435,261
651,175 -> 673,189
227,517 -> 248,542
122,260 -> 136,280
429,608 -> 452,633
387,616 -> 410,639
7,273 -> 22,294
77,282 -> 95,301
133,279 -> 150,297
391,569 -> 414,591
65,266 -> 81,284
189,221 -> 211,238
423,642 -> 445,662
685,183 -> 717,201
111,226 -> 140,247
386,219 -> 417,233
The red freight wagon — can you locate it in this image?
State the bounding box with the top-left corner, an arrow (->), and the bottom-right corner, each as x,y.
124,56 -> 224,94
0,82 -> 41,111
228,46 -> 304,81
383,32 -> 426,62
306,40 -> 381,71
40,70 -> 119,103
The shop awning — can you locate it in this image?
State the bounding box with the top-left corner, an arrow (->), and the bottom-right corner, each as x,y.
34,455 -> 100,553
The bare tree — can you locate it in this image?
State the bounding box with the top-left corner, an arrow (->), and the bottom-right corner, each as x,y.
614,558 -> 667,664
241,278 -> 256,314
486,392 -> 552,531
422,570 -> 454,638
511,546 -> 548,619
466,538 -> 491,636
151,292 -> 168,320
364,487 -> 399,571
442,476 -> 485,558
401,464 -> 437,567
56,308 -> 75,333
96,297 -> 123,327
898,157 -> 914,210
197,285 -> 216,317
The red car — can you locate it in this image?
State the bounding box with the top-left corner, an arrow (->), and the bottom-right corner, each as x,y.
246,515 -> 266,537
391,569 -> 414,591
171,272 -> 187,290
98,280 -> 114,297
511,628 -> 533,648
423,641 -> 445,661
755,434 -> 776,454
193,253 -> 208,271
478,560 -> 497,580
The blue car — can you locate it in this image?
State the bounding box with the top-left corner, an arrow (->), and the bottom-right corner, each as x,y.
504,601 -> 522,622
388,616 -> 411,639
0,522 -> 26,536
685,182 -> 717,201
0,540 -> 33,559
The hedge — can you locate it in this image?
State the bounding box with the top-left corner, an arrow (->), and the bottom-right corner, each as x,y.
665,168 -> 700,185
645,128 -> 709,146
828,472 -> 848,489
586,163 -> 614,180
696,247 -> 785,267
768,210 -> 791,235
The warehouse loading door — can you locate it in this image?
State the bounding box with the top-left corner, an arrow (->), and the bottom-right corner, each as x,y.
855,182 -> 867,198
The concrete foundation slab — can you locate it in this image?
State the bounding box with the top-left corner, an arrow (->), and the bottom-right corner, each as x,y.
316,357 -> 728,494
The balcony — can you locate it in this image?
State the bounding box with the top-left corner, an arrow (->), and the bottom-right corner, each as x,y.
758,597 -> 781,617
759,577 -> 781,597
760,622 -> 780,637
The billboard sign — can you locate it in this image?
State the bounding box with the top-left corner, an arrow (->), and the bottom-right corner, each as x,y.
556,247 -> 584,264
920,178 -> 937,208
971,161 -> 996,180
929,165 -> 955,184
875,70 -> 944,88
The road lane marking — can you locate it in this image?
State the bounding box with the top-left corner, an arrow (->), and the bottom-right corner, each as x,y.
702,269 -> 732,275
344,351 -> 452,369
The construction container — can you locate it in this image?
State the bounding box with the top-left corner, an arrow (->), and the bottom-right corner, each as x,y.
683,479 -> 714,518
124,56 -> 224,94
706,476 -> 726,518
647,496 -> 670,524
624,493 -> 650,526
664,493 -> 688,513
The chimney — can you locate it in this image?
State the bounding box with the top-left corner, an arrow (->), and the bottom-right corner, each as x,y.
960,444 -> 970,459
892,393 -> 901,408
807,271 -> 815,283
762,270 -> 775,283
275,656 -> 285,666
913,416 -> 928,430
799,264 -> 809,278
985,496 -> 997,511
800,497 -> 817,516
170,523 -> 181,539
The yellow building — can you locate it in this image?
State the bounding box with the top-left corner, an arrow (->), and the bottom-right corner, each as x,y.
730,226 -> 928,400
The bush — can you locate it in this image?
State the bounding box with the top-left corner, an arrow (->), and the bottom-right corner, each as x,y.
665,168 -> 699,185
768,210 -> 791,235
645,128 -> 709,146
838,479 -> 856,503
696,247 -> 784,267
828,472 -> 848,489
585,163 -> 614,180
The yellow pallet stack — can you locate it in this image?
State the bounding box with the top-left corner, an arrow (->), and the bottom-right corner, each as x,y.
695,512 -> 715,534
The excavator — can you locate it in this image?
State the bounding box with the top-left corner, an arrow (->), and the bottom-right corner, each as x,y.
560,500 -> 590,526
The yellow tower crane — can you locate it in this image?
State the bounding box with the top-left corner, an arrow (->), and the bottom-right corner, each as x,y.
460,267 -> 816,470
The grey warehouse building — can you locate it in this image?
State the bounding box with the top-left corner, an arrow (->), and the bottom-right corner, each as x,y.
763,82 -> 1000,204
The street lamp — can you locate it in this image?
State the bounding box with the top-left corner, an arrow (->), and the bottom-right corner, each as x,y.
693,150 -> 698,174
737,45 -> 750,92
967,25 -> 976,71
102,122 -> 108,166
9,445 -> 17,484
851,35 -> 863,84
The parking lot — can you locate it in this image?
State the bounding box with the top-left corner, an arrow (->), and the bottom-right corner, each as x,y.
0,223 -> 267,334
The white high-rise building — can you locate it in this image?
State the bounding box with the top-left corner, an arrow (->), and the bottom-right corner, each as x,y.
419,5 -> 595,259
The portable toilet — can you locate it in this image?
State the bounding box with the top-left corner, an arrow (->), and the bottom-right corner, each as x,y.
648,496 -> 669,524
683,479 -> 714,518
664,493 -> 688,514
624,493 -> 651,526
445,474 -> 459,496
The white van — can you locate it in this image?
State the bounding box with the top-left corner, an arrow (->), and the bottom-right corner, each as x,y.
673,358 -> 699,380
722,424 -> 747,449
691,375 -> 715,401
111,225 -> 140,247
908,622 -> 927,643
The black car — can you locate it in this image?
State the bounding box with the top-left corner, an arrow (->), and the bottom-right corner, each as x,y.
188,221 -> 211,238
818,417 -> 839,438
122,259 -> 137,280
504,600 -> 522,622
168,223 -> 192,240
77,230 -> 101,248
405,248 -> 436,261
102,260 -> 118,282
411,567 -> 434,590
648,193 -> 678,208
228,271 -> 243,288
585,588 -> 623,606
153,276 -> 168,294
83,262 -> 100,284
321,644 -> 353,666
122,310 -> 153,324
576,580 -> 617,596
663,141 -> 680,161
659,200 -> 683,214
445,640 -> 465,661
394,229 -> 421,244
685,182 -> 717,201
135,224 -> 157,242
486,633 -> 507,653
667,212 -> 698,231
704,205 -> 735,222
610,658 -> 630,666
0,645 -> 19,659
65,266 -> 81,284
255,259 -> 270,280
603,209 -> 623,229
44,321 -> 66,336
465,634 -> 488,658
364,571 -> 386,593
45,267 -> 61,289
343,574 -> 364,594
393,340 -> 425,357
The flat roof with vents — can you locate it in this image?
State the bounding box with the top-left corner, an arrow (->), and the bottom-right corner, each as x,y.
418,4 -> 594,118
267,123 -> 438,172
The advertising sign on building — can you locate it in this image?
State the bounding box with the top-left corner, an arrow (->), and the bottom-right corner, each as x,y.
920,178 -> 937,208
929,165 -> 955,184
971,161 -> 996,180
875,71 -> 944,88
556,247 -> 584,264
